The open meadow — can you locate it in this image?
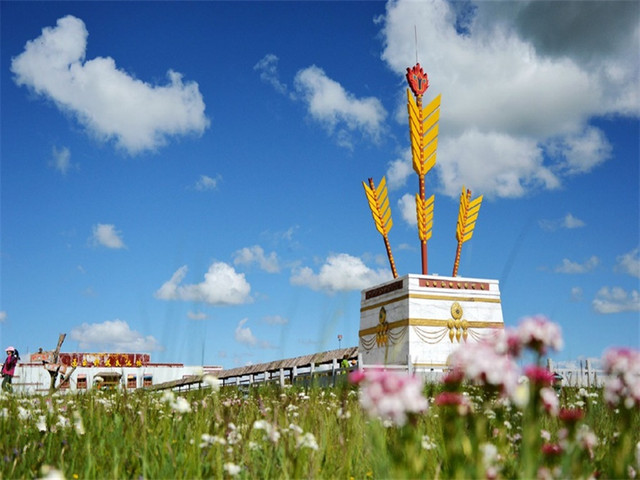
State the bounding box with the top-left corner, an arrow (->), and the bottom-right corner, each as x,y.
2,317 -> 639,479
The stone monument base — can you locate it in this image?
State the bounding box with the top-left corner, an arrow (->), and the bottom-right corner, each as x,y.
359,274 -> 504,371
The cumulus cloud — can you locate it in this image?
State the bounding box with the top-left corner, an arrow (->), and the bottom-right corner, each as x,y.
234,318 -> 258,346
235,318 -> 273,348
50,146 -> 75,175
70,319 -> 162,351
194,174 -> 221,191
187,311 -> 208,321
0,311 -> 7,323
233,245 -> 280,273
254,54 -> 287,94
11,15 -> 209,155
386,149 -> 413,190
290,253 -> 393,293
614,247 -> 640,278
570,287 -> 583,302
263,315 -> 288,325
592,286 -> 640,314
554,256 -> 599,274
379,0 -> 638,198
398,193 -> 417,226
539,213 -> 586,231
91,223 -> 126,249
155,262 -> 252,305
293,65 -> 387,149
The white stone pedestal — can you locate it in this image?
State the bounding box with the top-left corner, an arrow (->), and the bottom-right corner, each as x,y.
359,274 -> 504,371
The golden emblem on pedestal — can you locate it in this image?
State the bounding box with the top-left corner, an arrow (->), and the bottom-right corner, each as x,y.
447,302 -> 469,343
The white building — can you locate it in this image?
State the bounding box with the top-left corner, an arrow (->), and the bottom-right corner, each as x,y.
12,352 -> 221,394
359,274 -> 504,371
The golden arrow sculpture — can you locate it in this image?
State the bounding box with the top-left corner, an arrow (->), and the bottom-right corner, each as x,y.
452,186 -> 483,277
363,176 -> 398,279
406,63 -> 441,274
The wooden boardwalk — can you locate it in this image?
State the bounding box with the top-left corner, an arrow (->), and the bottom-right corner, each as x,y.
148,346 -> 359,392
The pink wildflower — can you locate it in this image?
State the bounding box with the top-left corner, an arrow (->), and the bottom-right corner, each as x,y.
558,407 -> 584,425
434,392 -> 472,415
353,369 -> 428,426
348,369 -> 366,385
516,315 -> 563,356
602,348 -> 640,409
448,341 -> 519,397
541,443 -> 563,457
524,365 -> 555,387
489,329 -> 523,357
442,368 -> 464,387
540,387 -> 559,416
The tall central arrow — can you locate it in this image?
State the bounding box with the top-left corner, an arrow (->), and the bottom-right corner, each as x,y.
406,63 -> 440,274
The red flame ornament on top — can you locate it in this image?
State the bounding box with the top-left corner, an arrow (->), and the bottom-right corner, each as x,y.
406,63 -> 429,96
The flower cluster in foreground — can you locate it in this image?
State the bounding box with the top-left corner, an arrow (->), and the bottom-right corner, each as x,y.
348,368 -> 428,426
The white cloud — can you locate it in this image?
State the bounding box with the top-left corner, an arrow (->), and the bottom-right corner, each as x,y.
385,149 -> 413,190
234,318 -> 257,346
290,253 -> 393,293
539,213 -> 586,231
187,311 -> 208,321
254,54 -> 287,94
263,315 -> 288,325
70,319 -> 162,351
0,311 -> 7,323
615,247 -> 640,278
50,146 -> 75,175
544,127 -> 612,175
554,256 -> 599,274
233,245 -> 280,273
11,15 -> 209,155
293,65 -> 387,149
234,318 -> 274,348
91,223 -> 126,249
570,287 -> 583,302
562,213 -> 586,229
592,286 -> 640,314
194,174 -> 221,191
155,262 -> 252,305
438,130 -> 559,198
379,0 -> 637,198
398,193 -> 417,226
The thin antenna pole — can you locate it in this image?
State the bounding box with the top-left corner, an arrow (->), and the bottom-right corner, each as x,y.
414,25 -> 419,64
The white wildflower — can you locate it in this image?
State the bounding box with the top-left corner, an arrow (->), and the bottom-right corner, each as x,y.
36,415 -> 47,433
171,396 -> 192,413
40,465 -> 65,480
73,411 -> 85,435
223,463 -> 241,476
57,415 -> 70,429
421,435 -> 437,450
203,374 -> 220,392
296,432 -> 319,450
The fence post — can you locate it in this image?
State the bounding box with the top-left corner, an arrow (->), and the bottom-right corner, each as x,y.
546,358 -> 554,372
586,359 -> 591,388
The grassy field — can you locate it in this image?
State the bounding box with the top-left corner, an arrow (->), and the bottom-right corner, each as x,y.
0,380 -> 637,479
2,316 -> 638,479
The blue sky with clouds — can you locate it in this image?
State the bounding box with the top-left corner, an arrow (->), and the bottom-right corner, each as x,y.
1,1 -> 638,368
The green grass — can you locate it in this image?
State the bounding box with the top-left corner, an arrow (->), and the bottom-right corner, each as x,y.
0,382 -> 638,479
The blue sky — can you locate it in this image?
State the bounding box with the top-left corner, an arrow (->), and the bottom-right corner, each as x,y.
1,1 -> 638,369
